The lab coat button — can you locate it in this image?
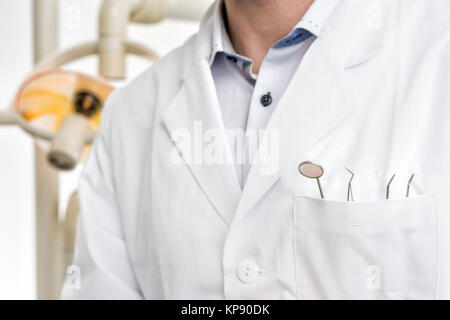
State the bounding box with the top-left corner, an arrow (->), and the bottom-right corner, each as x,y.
237,260 -> 260,283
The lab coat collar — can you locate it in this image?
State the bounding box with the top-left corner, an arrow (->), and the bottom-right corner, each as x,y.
164,1 -> 243,226
163,60 -> 242,227
164,0 -> 386,226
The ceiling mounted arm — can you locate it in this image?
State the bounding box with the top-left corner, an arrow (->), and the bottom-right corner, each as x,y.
98,0 -> 212,79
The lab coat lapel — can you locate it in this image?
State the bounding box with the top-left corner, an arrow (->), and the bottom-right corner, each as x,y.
163,59 -> 242,226
233,3 -> 386,223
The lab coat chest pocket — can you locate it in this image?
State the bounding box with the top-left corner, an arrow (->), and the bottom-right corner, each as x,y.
293,196 -> 438,300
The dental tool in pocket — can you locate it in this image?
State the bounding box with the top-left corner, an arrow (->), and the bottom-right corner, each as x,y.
386,173 -> 415,199
406,173 -> 415,197
386,174 -> 396,199
298,161 -> 325,199
345,167 -> 354,201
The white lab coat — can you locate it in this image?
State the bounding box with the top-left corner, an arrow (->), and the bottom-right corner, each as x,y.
62,0 -> 450,299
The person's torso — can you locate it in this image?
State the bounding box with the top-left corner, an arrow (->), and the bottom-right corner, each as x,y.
107,0 -> 450,299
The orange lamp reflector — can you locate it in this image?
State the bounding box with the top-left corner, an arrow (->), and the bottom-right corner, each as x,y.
13,69 -> 115,136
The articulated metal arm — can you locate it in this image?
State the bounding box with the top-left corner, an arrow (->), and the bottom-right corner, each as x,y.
0,109 -> 17,125
98,0 -> 212,78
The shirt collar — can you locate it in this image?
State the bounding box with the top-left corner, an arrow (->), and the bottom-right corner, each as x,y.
209,0 -> 338,65
274,0 -> 338,48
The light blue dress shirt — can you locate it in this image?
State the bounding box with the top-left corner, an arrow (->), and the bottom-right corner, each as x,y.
210,0 -> 338,187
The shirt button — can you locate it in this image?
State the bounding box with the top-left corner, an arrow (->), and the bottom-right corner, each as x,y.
260,92 -> 272,107
237,260 -> 260,284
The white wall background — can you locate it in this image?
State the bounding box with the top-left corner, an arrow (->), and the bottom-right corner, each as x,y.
0,0 -> 202,299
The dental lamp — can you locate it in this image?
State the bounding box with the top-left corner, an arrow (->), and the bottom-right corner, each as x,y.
0,41 -> 158,171
0,0 -> 213,171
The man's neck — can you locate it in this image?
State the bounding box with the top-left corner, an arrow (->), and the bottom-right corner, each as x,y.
224,0 -> 314,74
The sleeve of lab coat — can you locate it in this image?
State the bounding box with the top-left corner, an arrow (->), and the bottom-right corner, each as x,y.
61,90 -> 144,299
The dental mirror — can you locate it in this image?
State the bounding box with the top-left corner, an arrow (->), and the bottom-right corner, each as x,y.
298,161 -> 325,199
